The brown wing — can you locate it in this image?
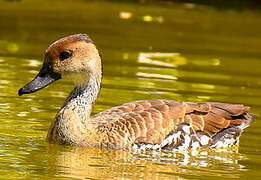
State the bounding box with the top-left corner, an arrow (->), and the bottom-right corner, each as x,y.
92,99 -> 254,149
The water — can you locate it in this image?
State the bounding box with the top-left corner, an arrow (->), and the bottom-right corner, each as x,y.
0,0 -> 261,179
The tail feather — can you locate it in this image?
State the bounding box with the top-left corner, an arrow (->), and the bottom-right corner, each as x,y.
209,112 -> 256,148
238,113 -> 256,130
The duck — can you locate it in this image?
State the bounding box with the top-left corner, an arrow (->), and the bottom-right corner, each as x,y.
18,34 -> 256,151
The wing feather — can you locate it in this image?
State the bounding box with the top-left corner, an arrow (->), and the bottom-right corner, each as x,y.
92,99 -> 254,149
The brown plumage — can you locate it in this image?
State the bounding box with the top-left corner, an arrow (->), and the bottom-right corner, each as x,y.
92,100 -> 254,149
18,34 -> 256,151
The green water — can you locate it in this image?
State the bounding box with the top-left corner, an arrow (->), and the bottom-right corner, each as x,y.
1,0 -> 261,179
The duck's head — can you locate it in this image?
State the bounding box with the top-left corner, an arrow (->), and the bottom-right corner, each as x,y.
18,34 -> 102,96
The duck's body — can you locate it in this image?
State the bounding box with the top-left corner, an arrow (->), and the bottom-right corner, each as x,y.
19,34 -> 255,151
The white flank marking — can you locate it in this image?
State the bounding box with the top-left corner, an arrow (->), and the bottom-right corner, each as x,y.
139,144 -> 146,151
224,138 -> 234,146
191,141 -> 200,149
145,144 -> 153,149
200,135 -> 210,145
152,144 -> 160,150
214,141 -> 224,148
183,135 -> 191,148
160,131 -> 182,148
182,125 -> 191,134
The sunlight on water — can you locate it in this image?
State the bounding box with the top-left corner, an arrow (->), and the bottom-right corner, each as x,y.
138,52 -> 187,67
119,11 -> 164,23
27,59 -> 42,67
137,72 -> 178,80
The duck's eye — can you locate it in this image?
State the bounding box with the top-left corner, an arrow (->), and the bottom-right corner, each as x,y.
59,50 -> 72,61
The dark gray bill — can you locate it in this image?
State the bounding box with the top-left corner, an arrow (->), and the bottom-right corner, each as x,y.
18,63 -> 61,96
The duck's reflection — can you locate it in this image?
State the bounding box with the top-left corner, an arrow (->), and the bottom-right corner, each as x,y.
46,144 -> 244,179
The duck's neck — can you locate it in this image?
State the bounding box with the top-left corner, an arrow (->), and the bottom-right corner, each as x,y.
64,72 -> 102,120
47,71 -> 102,145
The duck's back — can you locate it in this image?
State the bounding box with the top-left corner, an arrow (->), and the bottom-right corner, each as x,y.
92,99 -> 255,150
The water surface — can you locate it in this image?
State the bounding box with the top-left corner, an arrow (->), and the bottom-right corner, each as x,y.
0,0 -> 261,179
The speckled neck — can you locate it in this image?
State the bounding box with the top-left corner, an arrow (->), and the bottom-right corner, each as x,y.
64,72 -> 102,119
47,71 -> 102,145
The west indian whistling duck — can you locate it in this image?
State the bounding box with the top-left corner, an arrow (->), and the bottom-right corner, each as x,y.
18,34 -> 256,150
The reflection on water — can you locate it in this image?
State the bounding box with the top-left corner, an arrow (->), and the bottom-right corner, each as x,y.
47,145 -> 244,179
1,0 -> 261,179
138,52 -> 187,67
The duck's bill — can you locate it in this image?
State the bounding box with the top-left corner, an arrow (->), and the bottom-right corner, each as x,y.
18,63 -> 61,96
